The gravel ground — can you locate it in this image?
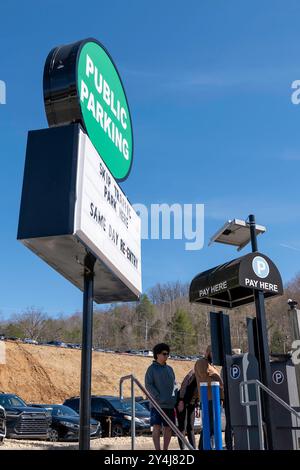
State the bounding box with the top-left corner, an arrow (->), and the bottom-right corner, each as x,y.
0,436 -> 183,450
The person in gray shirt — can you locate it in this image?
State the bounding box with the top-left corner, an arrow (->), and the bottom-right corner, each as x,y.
145,343 -> 177,450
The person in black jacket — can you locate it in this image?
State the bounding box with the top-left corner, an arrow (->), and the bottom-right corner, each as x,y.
176,369 -> 198,449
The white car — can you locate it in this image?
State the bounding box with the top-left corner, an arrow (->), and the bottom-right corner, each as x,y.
196,407 -> 226,432
23,338 -> 38,344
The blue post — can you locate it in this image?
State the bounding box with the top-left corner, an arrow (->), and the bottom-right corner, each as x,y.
211,381 -> 222,450
200,382 -> 211,450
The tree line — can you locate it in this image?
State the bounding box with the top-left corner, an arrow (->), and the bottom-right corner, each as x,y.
1,276 -> 299,356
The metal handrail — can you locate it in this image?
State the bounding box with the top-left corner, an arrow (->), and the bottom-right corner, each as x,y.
119,374 -> 195,450
240,379 -> 300,450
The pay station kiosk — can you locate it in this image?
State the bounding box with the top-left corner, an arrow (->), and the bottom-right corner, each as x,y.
269,354 -> 300,449
189,251 -> 300,449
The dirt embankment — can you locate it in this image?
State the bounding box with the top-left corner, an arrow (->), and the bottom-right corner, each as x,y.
0,341 -> 194,403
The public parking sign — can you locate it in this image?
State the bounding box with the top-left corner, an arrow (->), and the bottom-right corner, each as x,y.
44,38 -> 133,181
18,38 -> 141,303
20,37 -> 140,452
17,124 -> 141,303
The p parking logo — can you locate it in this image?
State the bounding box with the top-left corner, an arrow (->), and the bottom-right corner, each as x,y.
230,364 -> 241,380
272,370 -> 284,385
252,256 -> 270,279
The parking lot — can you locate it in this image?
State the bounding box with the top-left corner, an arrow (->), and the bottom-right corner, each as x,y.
1,436 -> 181,450
0,341 -> 199,447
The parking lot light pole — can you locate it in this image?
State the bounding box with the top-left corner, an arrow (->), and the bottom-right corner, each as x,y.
248,214 -> 274,450
79,252 -> 96,450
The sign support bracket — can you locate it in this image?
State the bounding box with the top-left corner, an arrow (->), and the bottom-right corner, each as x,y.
79,251 -> 96,450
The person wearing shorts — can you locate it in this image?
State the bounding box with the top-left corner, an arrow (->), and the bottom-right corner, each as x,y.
145,343 -> 177,450
150,406 -> 176,428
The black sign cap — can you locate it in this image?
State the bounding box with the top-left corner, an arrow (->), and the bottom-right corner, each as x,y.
189,252 -> 283,308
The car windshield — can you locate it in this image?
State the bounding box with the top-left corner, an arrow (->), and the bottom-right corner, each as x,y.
48,405 -> 79,417
0,395 -> 26,408
109,399 -> 148,414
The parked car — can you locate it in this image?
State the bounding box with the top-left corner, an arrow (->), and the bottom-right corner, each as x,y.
138,399 -> 150,412
46,341 -> 68,348
138,349 -> 153,357
0,393 -> 50,439
30,404 -> 101,441
0,405 -> 6,443
190,355 -> 202,361
194,405 -> 201,434
23,338 -> 38,345
196,406 -> 226,433
66,343 -> 81,349
63,395 -> 151,437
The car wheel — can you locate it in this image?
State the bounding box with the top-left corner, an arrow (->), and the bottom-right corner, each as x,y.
111,423 -> 124,437
0,426 -> 6,444
48,428 -> 59,442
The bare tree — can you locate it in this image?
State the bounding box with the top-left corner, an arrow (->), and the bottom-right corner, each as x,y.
14,308 -> 48,341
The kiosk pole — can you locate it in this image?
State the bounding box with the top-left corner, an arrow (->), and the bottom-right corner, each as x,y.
218,312 -> 233,450
248,214 -> 274,450
210,311 -> 233,449
79,252 -> 96,450
200,383 -> 211,450
212,382 -> 223,450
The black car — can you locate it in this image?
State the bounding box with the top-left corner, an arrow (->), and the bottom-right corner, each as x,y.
138,399 -> 150,412
0,393 -> 50,439
31,404 -> 101,441
63,395 -> 151,437
0,405 -> 6,443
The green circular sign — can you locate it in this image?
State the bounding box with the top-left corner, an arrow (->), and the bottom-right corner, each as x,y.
77,42 -> 133,180
43,38 -> 133,181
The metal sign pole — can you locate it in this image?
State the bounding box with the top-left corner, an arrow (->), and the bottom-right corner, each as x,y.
79,252 -> 96,450
200,383 -> 211,450
219,314 -> 233,450
131,376 -> 136,450
210,311 -> 233,449
248,214 -> 274,450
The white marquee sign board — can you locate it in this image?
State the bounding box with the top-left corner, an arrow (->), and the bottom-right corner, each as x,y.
17,124 -> 141,303
75,130 -> 141,296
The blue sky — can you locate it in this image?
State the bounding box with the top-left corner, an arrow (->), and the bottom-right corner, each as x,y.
1,0 -> 300,317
